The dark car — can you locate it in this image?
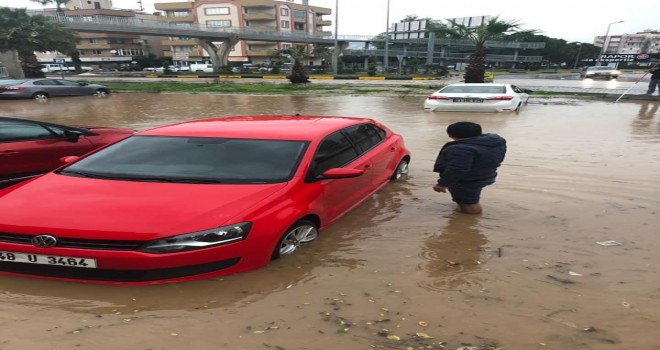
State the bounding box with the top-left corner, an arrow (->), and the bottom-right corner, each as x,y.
0,79 -> 110,102
0,116 -> 134,187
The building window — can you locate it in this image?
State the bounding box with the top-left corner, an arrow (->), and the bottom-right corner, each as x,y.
281,8 -> 289,16
92,49 -> 102,55
207,20 -> 232,27
293,10 -> 306,19
281,20 -> 289,28
172,11 -> 189,17
282,44 -> 291,49
205,7 -> 229,15
294,23 -> 305,31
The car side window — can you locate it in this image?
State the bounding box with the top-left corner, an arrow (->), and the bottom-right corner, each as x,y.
512,85 -> 522,93
309,130 -> 359,179
33,79 -> 62,86
343,123 -> 385,154
0,120 -> 56,143
57,80 -> 82,86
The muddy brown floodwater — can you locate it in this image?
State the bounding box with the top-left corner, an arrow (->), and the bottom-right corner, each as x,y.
1,93 -> 659,350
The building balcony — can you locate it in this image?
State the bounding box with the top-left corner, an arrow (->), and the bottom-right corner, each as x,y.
316,20 -> 331,26
246,49 -> 272,56
163,51 -> 205,58
310,7 -> 331,15
243,13 -> 275,21
78,43 -> 144,50
240,0 -> 275,8
162,15 -> 194,22
155,2 -> 192,11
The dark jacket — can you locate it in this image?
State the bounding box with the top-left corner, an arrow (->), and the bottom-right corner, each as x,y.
651,65 -> 660,79
433,133 -> 507,187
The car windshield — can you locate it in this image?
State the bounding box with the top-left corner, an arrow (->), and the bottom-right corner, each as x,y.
58,135 -> 308,184
440,85 -> 507,94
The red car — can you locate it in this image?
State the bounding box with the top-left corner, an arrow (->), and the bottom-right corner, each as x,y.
0,116 -> 134,187
0,116 -> 410,285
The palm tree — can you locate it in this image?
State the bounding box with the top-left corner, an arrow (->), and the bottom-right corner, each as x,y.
311,45 -> 332,68
0,7 -> 78,78
284,45 -> 309,84
440,16 -> 534,83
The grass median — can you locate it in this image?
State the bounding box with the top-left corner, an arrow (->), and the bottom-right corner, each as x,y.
100,81 -> 442,96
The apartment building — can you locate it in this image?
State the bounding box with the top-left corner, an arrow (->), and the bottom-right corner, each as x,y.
33,0 -> 164,70
153,0 -> 332,65
595,30 -> 660,55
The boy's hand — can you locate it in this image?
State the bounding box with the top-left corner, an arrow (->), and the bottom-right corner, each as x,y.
433,185 -> 448,193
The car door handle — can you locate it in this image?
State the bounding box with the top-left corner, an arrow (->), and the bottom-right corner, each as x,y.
0,151 -> 20,156
390,147 -> 397,152
363,164 -> 372,170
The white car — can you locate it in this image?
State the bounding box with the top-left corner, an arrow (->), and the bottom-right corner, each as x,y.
423,83 -> 529,113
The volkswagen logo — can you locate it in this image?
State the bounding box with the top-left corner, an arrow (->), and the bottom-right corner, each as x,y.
32,235 -> 58,248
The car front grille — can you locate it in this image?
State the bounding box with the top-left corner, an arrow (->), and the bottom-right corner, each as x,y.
0,232 -> 143,251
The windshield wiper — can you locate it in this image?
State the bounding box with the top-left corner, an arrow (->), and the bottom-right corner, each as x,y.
112,176 -> 223,184
59,170 -> 115,179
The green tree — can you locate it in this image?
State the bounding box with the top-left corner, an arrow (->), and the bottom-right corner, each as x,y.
0,7 -> 78,78
283,46 -> 309,84
437,16 -> 534,83
311,44 -> 332,67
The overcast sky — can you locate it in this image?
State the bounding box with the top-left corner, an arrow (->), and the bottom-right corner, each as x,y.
2,0 -> 657,43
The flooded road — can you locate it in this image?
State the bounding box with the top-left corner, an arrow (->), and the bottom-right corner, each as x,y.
1,93 -> 659,350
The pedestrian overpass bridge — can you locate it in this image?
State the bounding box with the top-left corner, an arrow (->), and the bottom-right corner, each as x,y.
39,13 -> 544,70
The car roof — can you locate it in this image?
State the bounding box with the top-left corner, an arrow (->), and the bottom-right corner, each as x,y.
446,83 -> 510,87
138,116 -> 377,140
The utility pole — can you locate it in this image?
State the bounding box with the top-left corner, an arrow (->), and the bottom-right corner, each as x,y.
383,0 -> 390,75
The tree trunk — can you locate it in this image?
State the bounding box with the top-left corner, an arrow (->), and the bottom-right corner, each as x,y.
69,49 -> 82,73
18,50 -> 45,78
464,46 -> 486,83
288,59 -> 309,84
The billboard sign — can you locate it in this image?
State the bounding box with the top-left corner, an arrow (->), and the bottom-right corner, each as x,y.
597,53 -> 660,63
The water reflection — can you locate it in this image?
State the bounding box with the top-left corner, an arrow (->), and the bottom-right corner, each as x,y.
417,214 -> 489,292
631,102 -> 659,139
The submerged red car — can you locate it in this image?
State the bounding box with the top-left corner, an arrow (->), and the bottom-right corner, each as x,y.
0,116 -> 410,285
0,116 -> 134,187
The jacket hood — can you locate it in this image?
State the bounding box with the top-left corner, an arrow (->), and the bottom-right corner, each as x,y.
454,133 -> 506,148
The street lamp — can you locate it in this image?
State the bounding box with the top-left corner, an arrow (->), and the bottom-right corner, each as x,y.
598,20 -> 624,65
573,43 -> 582,69
383,0 -> 390,75
332,0 -> 339,74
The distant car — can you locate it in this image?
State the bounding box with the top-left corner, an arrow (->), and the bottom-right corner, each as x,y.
423,83 -> 529,113
0,116 -> 410,285
0,79 -> 110,102
155,66 -> 178,73
175,66 -> 191,72
0,116 -> 134,187
580,66 -> 621,79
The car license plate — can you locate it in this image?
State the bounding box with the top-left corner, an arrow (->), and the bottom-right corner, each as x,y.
453,98 -> 483,103
0,251 -> 97,268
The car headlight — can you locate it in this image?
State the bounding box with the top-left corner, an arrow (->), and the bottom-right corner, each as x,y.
138,222 -> 252,254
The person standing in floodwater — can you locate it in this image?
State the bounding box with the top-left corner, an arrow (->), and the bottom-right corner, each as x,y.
433,122 -> 507,214
647,63 -> 660,95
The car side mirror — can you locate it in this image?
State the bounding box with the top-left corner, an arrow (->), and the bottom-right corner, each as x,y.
64,129 -> 84,142
79,82 -> 88,86
60,156 -> 80,164
320,168 -> 365,179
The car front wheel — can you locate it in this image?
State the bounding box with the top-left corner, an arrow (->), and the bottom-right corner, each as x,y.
32,92 -> 48,102
273,220 -> 319,259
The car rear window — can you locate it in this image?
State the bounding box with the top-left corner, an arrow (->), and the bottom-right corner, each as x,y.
440,85 -> 507,94
0,80 -> 26,86
59,135 -> 309,184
